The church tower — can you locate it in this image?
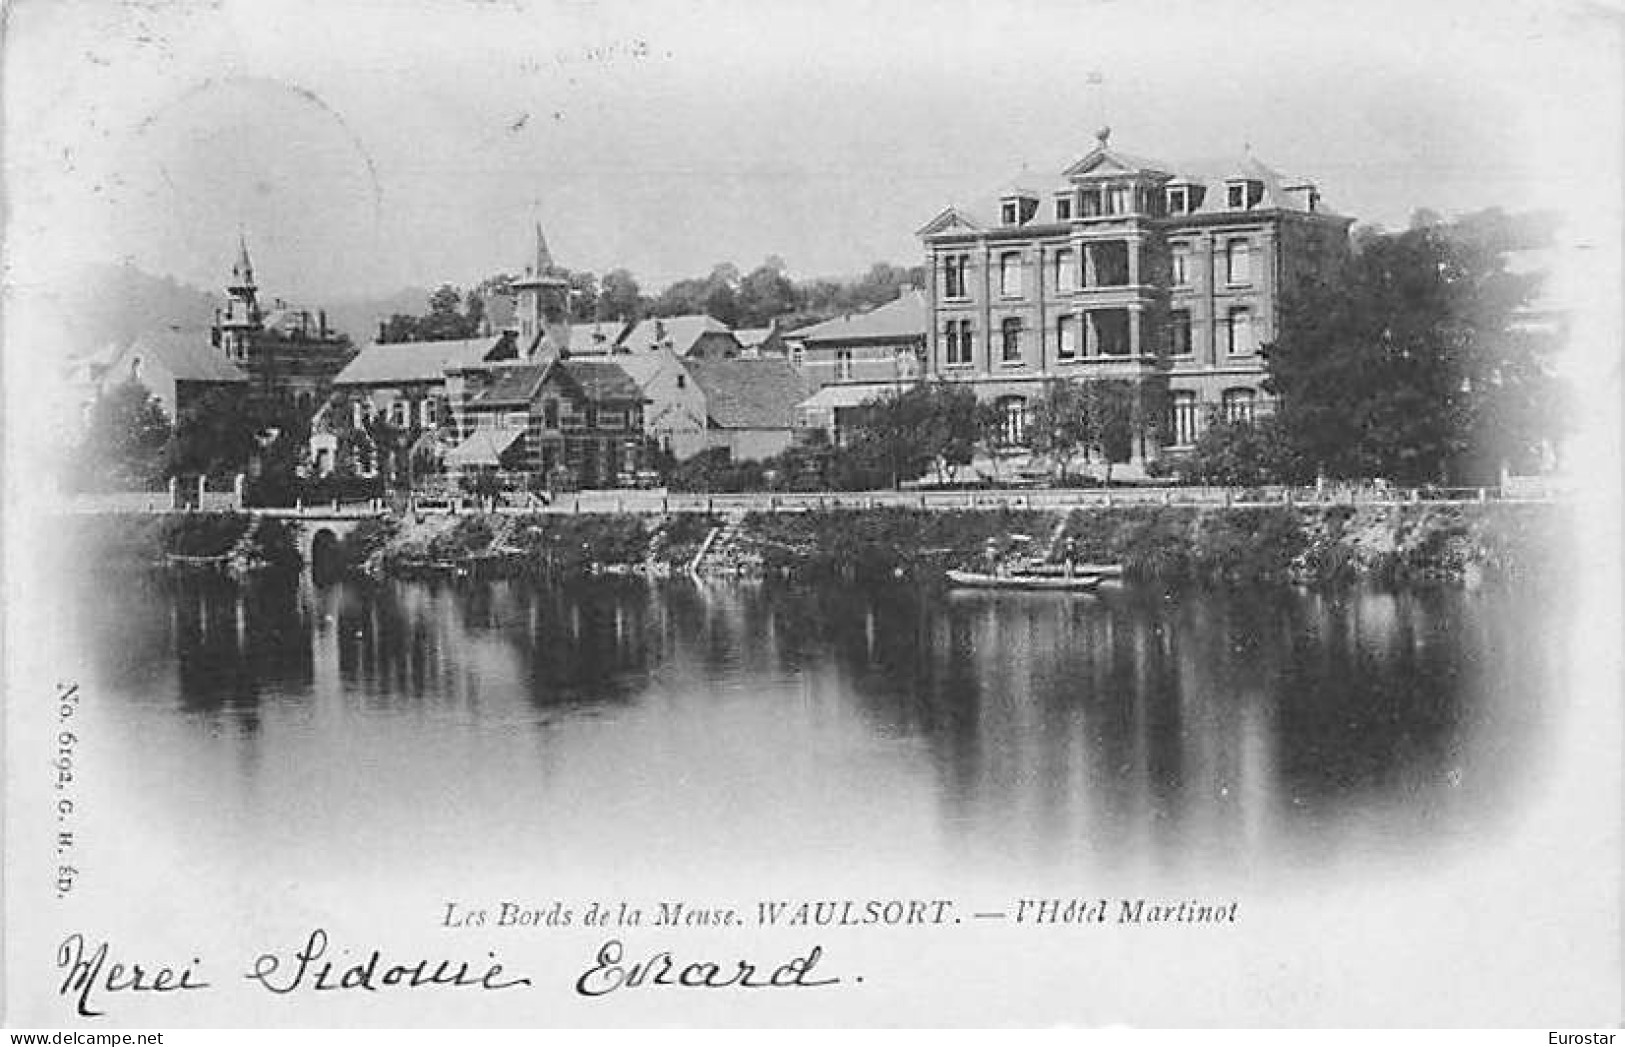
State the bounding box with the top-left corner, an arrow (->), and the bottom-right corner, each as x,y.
214,233 -> 263,362
512,222 -> 572,358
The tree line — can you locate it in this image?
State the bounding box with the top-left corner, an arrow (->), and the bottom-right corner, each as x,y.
376,259 -> 926,343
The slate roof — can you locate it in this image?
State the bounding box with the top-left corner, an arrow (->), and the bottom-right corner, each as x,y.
446,425 -> 525,467
798,381 -> 909,410
558,359 -> 643,402
686,358 -> 811,430
567,321 -> 629,354
122,329 -> 249,383
469,363 -> 547,407
921,137 -> 1340,235
619,314 -> 732,355
335,334 -> 513,385
792,290 -> 927,345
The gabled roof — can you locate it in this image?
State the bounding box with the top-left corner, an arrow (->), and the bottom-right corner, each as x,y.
469,362 -> 548,407
335,333 -> 514,385
1061,147 -> 1175,179
611,345 -> 686,388
686,358 -> 811,430
120,329 -> 250,383
793,289 -> 927,345
446,425 -> 525,467
619,314 -> 733,355
915,206 -> 987,237
556,358 -> 644,402
566,321 -> 629,354
733,326 -> 777,349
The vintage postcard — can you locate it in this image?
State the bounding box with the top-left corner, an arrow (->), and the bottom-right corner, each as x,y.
3,0 -> 1621,1030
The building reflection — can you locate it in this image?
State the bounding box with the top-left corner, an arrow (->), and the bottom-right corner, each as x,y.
76,565 -> 1552,875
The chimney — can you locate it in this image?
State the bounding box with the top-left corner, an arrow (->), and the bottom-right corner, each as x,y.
319,309 -> 328,338
378,320 -> 387,342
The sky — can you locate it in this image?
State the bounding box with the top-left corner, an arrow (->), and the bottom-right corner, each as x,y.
3,0 -> 1621,303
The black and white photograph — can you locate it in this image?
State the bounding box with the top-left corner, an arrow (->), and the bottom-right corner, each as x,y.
3,0 -> 1621,1031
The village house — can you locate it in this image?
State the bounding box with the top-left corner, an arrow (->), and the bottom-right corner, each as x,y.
211,235 -> 355,415
619,314 -> 744,361
613,346 -> 711,461
788,287 -> 927,390
686,357 -> 811,461
733,322 -> 790,358
101,328 -> 251,421
310,224 -> 649,490
918,128 -> 1352,462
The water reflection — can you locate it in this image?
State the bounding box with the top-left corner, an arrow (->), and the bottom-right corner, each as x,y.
70,569 -> 1557,879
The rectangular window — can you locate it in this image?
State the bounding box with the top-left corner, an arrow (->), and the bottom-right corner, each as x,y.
1000,318 -> 1022,363
1171,391 -> 1199,446
944,320 -> 973,367
836,349 -> 854,381
1166,186 -> 1189,215
1055,196 -> 1073,221
390,401 -> 407,427
1222,388 -> 1257,423
1081,187 -> 1102,217
943,255 -> 969,299
1057,316 -> 1078,360
1225,240 -> 1250,284
998,252 -> 1022,297
598,409 -> 625,431
1227,306 -> 1254,355
1106,184 -> 1130,215
1054,248 -> 1077,292
1169,310 -> 1192,356
542,399 -> 560,429
1171,244 -> 1191,286
1001,201 -> 1019,225
1227,183 -> 1246,209
419,398 -> 436,428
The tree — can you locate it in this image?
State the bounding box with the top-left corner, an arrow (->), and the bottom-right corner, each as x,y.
1266,209 -> 1565,485
69,381 -> 171,491
736,262 -> 797,327
1179,416 -> 1307,486
598,268 -> 643,322
1028,379 -> 1089,482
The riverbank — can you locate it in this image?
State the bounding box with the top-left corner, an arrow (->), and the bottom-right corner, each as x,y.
56,500 -> 1565,586
65,501 -> 1560,586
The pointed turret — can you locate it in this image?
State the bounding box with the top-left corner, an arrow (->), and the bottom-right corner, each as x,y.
513,218 -> 571,358
532,222 -> 555,276
216,232 -> 262,361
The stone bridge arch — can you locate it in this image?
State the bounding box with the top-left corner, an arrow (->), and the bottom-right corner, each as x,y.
260,512 -> 384,571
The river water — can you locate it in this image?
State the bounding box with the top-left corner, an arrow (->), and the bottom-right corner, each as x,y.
20,568 -> 1618,1025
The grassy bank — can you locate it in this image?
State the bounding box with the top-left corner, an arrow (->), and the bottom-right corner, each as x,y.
356,501 -> 1565,586
58,512 -> 299,573
55,502 -> 1567,587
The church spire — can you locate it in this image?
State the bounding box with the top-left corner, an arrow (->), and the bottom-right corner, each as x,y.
533,221 -> 555,276
232,231 -> 256,288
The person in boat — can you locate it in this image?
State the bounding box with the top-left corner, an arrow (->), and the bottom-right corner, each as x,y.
1063,537 -> 1077,579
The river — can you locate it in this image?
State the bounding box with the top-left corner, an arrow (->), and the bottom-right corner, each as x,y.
22,567 -> 1616,1025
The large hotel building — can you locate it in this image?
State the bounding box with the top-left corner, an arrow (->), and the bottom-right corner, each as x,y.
918,128 -> 1351,458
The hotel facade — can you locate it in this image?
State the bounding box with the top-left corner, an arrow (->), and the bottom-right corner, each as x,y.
918,129 -> 1352,458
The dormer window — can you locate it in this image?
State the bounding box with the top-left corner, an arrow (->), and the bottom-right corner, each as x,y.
1055,195 -> 1074,221
1226,179 -> 1264,210
1166,183 -> 1204,215
1000,194 -> 1038,226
